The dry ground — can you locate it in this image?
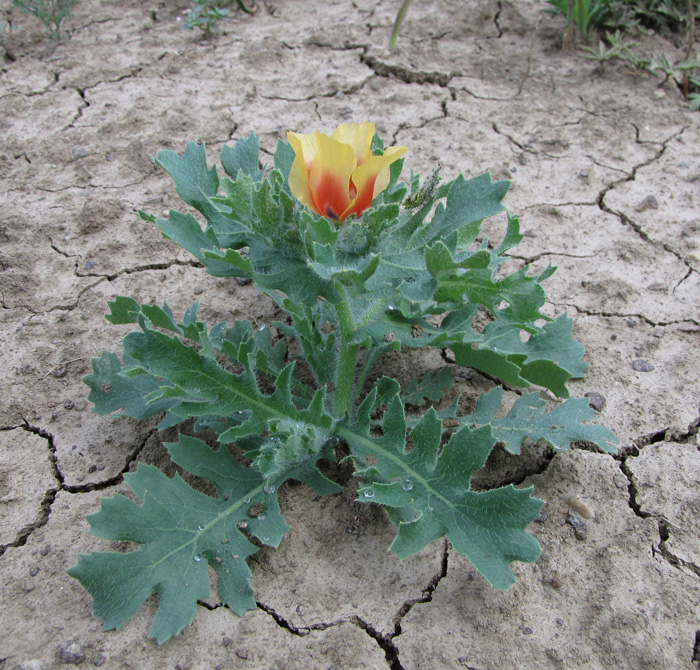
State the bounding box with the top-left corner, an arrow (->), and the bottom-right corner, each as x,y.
1,0 -> 699,668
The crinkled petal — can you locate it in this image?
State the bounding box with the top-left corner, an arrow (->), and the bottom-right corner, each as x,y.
331,122 -> 375,166
287,131 -> 318,211
308,131 -> 357,221
341,145 -> 408,220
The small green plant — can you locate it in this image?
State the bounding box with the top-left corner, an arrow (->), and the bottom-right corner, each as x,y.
582,29 -> 700,109
609,0 -> 699,33
389,0 -> 413,48
185,0 -> 256,34
68,123 -> 617,642
10,0 -> 78,41
546,0 -> 613,40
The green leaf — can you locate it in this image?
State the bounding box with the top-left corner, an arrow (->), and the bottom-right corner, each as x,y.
68,439 -> 284,642
451,313 -> 586,398
220,133 -> 263,182
154,142 -> 219,214
409,172 -> 510,249
154,142 -> 247,251
440,386 -> 619,454
274,137 -> 296,188
84,351 -> 178,420
339,387 -> 543,589
401,367 -> 454,406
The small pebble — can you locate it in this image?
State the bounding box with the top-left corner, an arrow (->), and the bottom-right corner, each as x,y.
222,636 -> 233,647
72,146 -> 90,160
613,473 -> 628,489
40,544 -> 51,556
522,626 -> 533,635
567,496 -> 593,519
647,283 -> 667,292
52,365 -> 67,378
17,661 -> 44,670
73,399 -> 87,412
94,655 -> 106,666
194,286 -> 204,295
626,318 -> 637,327
29,566 -> 39,576
636,194 -> 658,212
63,400 -> 74,410
235,649 -> 249,660
57,640 -> 85,664
677,161 -> 690,169
632,359 -> 655,372
234,276 -> 252,286
87,464 -> 97,473
584,391 -> 606,412
566,510 -> 588,540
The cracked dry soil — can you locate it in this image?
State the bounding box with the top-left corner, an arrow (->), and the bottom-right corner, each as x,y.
1,0 -> 699,668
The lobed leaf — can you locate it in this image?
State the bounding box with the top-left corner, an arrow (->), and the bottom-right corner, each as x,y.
69,435 -> 338,644
338,382 -> 543,589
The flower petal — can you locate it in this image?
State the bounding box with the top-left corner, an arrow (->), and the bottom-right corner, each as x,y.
308,131 -> 357,221
341,145 -> 408,220
331,122 -> 375,166
287,131 -> 318,211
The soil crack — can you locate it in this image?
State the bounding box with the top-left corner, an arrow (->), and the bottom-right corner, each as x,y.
391,539 -> 449,639
0,421 -> 157,557
361,54 -> 456,87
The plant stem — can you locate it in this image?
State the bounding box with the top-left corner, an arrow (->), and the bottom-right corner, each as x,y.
684,0 -> 696,100
389,0 -> 413,49
334,289 -> 359,420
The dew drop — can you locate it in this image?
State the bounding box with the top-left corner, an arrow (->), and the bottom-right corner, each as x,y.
193,555 -> 201,562
401,479 -> 413,492
237,520 -> 248,529
264,483 -> 276,495
196,525 -> 204,531
364,489 -> 375,499
258,324 -> 266,331
243,496 -> 250,504
263,537 -> 269,542
257,513 -> 266,521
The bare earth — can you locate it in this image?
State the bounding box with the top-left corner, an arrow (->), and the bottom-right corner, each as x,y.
1,0 -> 699,668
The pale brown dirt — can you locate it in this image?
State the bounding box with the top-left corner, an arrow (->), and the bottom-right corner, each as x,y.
1,0 -> 699,669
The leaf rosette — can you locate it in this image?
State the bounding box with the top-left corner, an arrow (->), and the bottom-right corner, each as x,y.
71,124 -> 618,642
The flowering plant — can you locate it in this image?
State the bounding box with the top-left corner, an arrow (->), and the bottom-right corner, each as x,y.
69,124 -> 617,642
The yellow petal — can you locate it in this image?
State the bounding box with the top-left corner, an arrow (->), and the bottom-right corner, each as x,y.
308,131 -> 357,220
342,145 -> 408,220
287,131 -> 318,210
331,122 -> 375,166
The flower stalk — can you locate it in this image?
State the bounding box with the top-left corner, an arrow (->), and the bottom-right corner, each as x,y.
333,286 -> 359,420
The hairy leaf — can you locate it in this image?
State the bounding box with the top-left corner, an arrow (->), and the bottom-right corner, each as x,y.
401,366 -> 454,406
441,386 -> 618,454
339,382 -> 543,589
69,435 -> 339,643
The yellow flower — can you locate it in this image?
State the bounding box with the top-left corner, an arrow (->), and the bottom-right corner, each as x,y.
287,122 -> 407,222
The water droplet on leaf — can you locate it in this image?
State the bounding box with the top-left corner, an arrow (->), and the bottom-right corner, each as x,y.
193,555 -> 201,562
401,479 -> 413,491
237,520 -> 248,529
364,489 -> 375,499
264,483 -> 276,495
